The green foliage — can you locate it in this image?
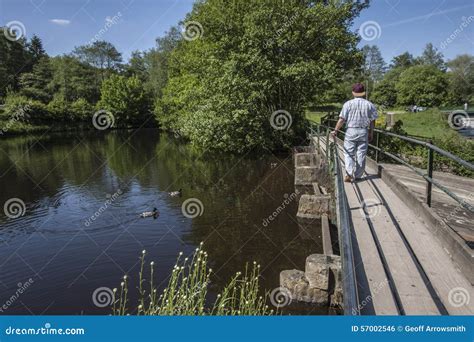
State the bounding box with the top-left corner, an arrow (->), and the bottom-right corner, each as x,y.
113,245 -> 273,316
47,96 -> 71,121
50,56 -> 101,103
395,65 -> 448,107
145,27 -> 182,99
418,43 -> 446,71
371,68 -> 403,107
0,30 -> 30,99
157,0 -> 368,153
3,93 -> 49,123
70,98 -> 94,121
433,132 -> 473,176
362,45 -> 386,83
372,110 -> 473,177
97,75 -> 151,126
445,54 -> 474,105
19,57 -> 53,103
72,40 -> 122,82
390,52 -> 415,69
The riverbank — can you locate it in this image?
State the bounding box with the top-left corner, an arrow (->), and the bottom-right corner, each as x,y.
0,116 -> 156,137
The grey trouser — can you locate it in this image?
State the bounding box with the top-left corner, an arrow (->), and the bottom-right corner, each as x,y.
343,128 -> 368,178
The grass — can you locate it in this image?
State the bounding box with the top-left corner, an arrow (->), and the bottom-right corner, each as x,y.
306,111 -> 326,124
306,105 -> 454,140
380,109 -> 452,139
305,103 -> 341,124
112,243 -> 274,316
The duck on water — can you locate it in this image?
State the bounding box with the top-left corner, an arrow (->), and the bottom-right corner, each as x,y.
140,208 -> 159,218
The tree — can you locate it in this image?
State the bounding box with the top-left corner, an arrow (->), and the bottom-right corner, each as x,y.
390,52 -> 415,69
19,56 -> 53,103
362,45 -> 386,99
146,26 -> 182,98
97,75 -> 151,126
446,54 -> 474,105
49,56 -> 100,103
372,68 -> 403,107
125,50 -> 148,82
26,34 -> 47,70
419,43 -> 446,71
395,65 -> 448,107
72,41 -> 122,81
0,29 -> 29,98
156,0 -> 369,153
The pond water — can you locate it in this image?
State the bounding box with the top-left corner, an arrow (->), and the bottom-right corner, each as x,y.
0,129 -> 325,315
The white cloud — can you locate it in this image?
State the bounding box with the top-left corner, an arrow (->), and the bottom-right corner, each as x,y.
49,19 -> 71,26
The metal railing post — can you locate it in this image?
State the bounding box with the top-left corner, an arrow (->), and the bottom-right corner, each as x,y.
317,125 -> 320,152
375,131 -> 380,163
326,128 -> 330,164
426,141 -> 434,207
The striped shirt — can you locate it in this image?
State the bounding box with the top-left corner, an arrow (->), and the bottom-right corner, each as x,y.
339,98 -> 378,128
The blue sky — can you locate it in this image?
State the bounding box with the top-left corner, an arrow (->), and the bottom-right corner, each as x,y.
0,0 -> 473,64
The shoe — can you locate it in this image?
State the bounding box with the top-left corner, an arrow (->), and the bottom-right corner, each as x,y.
344,175 -> 352,183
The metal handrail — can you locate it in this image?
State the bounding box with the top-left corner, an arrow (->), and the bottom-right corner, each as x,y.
309,122 -> 474,213
329,135 -> 359,315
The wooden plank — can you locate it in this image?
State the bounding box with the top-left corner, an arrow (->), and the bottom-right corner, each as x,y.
344,184 -> 399,315
353,175 -> 441,315
364,177 -> 474,315
321,214 -> 333,256
316,136 -> 399,314
313,182 -> 322,195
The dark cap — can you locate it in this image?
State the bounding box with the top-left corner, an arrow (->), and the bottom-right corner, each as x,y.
352,83 -> 365,95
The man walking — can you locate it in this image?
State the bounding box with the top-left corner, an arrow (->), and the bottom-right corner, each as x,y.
331,83 -> 378,182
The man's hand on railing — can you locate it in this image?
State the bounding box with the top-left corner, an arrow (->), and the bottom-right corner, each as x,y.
330,130 -> 337,138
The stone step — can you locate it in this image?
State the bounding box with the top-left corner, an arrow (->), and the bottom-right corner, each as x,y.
280,254 -> 343,308
297,194 -> 331,219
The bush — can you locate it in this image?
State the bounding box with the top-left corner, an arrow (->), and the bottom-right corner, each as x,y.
47,96 -> 71,121
3,93 -> 50,124
70,98 -> 94,121
97,75 -> 151,127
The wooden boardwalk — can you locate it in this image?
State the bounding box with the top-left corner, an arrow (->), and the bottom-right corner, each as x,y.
381,164 -> 474,245
316,136 -> 474,315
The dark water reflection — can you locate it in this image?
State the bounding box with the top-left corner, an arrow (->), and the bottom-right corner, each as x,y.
0,129 -> 324,315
